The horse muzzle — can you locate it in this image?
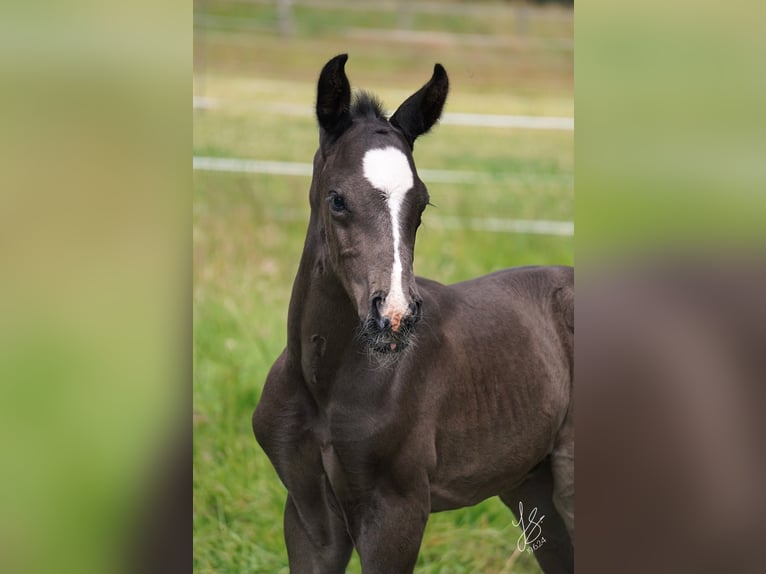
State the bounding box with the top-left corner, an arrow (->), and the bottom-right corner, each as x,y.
361,294 -> 422,354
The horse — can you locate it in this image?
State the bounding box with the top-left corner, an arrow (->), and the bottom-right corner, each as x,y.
252,54 -> 574,574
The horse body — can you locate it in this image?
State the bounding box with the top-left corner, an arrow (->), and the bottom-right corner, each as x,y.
253,54 -> 573,573
415,269 -> 573,511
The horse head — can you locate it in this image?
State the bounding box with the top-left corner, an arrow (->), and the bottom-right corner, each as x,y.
306,54 -> 448,354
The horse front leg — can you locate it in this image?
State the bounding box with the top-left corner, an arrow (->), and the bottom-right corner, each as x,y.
253,357 -> 353,573
283,491 -> 352,574
351,479 -> 430,574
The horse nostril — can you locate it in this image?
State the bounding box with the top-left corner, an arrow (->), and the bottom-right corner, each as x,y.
371,295 -> 390,331
371,295 -> 384,316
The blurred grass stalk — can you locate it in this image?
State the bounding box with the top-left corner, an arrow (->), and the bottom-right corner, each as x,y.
577,1 -> 766,573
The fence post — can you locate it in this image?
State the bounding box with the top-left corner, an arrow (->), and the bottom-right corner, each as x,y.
516,2 -> 530,37
277,0 -> 294,37
397,1 -> 414,29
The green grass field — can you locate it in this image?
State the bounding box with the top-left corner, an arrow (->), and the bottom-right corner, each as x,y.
194,2 -> 572,572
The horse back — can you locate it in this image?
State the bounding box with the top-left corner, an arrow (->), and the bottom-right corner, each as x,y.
418,264 -> 573,366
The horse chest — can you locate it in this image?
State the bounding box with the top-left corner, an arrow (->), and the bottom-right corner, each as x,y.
311,380 -> 408,452
300,357 -> 422,489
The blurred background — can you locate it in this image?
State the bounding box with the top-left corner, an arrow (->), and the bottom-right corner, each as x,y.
193,0 -> 572,572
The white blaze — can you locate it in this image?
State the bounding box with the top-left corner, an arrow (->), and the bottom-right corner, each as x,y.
362,146 -> 414,318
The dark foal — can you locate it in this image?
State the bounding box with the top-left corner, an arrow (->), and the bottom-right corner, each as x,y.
253,54 -> 574,574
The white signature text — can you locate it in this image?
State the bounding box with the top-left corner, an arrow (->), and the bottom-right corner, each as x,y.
511,501 -> 546,553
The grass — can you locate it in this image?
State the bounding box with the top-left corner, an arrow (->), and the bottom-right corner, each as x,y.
194,2 -> 572,572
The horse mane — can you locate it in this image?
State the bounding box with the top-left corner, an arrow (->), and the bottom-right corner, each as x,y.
350,90 -> 387,121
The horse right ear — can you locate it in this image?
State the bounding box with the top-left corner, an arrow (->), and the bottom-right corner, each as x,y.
316,54 -> 352,144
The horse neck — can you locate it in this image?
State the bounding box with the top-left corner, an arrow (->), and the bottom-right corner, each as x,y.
285,214 -> 358,364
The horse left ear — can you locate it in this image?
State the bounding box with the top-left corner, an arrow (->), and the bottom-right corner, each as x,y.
390,64 -> 449,148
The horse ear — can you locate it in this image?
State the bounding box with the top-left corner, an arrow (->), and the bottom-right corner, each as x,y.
390,64 -> 449,148
316,54 -> 352,143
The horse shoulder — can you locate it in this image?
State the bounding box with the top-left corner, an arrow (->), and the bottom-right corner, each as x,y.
253,350 -> 350,549
252,350 -> 318,484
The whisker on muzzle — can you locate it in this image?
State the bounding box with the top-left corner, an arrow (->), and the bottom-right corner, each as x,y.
355,313 -> 418,365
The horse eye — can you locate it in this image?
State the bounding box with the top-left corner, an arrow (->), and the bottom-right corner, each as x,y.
417,204 -> 427,227
328,191 -> 347,213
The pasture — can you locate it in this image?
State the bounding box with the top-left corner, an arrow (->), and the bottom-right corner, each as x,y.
193,2 -> 573,572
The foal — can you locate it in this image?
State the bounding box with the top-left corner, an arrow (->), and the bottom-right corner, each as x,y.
253,54 -> 574,574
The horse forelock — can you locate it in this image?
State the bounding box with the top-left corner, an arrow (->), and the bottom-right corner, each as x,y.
350,90 -> 387,121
